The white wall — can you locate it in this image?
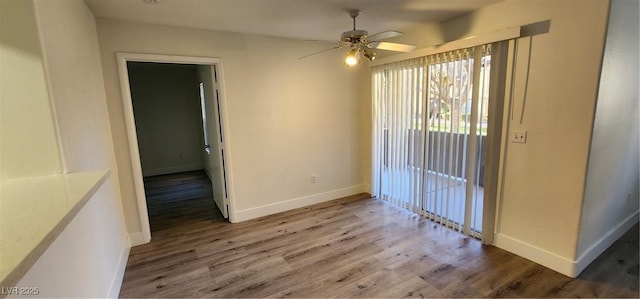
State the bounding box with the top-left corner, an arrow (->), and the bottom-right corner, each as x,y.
0,0 -> 61,181
8,0 -> 129,297
576,0 -> 640,274
14,180 -> 128,298
359,67 -> 373,193
95,19 -> 368,232
425,0 -> 610,276
127,62 -> 205,177
34,0 -> 116,174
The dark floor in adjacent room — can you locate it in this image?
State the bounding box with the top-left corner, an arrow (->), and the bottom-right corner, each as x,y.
119,171 -> 639,298
143,170 -> 221,232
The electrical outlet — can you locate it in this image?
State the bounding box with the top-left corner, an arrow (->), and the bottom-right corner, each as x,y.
512,131 -> 527,143
311,175 -> 316,184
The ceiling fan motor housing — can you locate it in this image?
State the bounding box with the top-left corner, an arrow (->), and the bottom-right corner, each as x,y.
341,29 -> 368,43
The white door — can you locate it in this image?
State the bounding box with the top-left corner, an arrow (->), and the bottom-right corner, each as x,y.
198,65 -> 229,218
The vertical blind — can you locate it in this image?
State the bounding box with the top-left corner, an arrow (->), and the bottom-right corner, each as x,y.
372,45 -> 492,238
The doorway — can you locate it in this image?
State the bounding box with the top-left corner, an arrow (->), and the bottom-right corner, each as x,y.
116,53 -> 234,244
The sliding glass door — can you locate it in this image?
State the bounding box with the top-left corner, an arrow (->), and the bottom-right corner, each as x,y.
372,45 -> 492,238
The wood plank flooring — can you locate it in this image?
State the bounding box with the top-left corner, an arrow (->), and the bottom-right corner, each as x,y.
143,171 -> 217,232
120,171 -> 639,298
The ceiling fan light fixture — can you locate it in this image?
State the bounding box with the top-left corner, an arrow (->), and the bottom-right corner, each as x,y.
345,49 -> 359,67
363,51 -> 376,61
297,8 -> 414,64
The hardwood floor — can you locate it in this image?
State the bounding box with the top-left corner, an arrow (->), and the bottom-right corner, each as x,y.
143,171 -> 219,232
120,171 -> 639,298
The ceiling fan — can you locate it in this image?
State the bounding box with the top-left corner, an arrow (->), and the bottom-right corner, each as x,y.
299,9 -> 416,66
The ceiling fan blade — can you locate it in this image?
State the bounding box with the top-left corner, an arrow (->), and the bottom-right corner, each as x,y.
367,30 -> 403,41
298,45 -> 344,59
304,39 -> 341,43
370,41 -> 416,53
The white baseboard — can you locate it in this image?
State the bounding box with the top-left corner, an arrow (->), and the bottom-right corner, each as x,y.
494,233 -> 577,277
128,232 -> 146,247
575,211 -> 639,275
107,237 -> 130,299
495,211 -> 639,278
142,164 -> 203,177
232,184 -> 367,222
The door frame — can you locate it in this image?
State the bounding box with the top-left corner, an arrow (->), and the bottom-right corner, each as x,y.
115,52 -> 236,245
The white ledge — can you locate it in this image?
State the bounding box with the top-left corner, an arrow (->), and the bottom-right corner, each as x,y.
0,170 -> 110,288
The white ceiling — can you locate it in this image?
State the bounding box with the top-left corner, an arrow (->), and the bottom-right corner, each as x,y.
84,0 -> 501,42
